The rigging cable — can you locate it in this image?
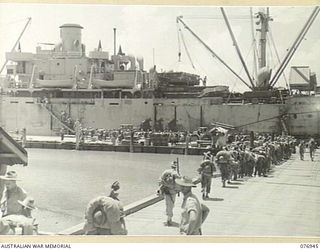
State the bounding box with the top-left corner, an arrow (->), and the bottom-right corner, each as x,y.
266,36 -> 274,70
179,25 -> 196,69
176,21 -> 182,62
236,109 -> 320,129
227,39 -> 256,102
268,27 -> 289,89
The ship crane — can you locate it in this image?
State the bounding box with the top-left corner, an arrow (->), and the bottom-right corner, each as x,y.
0,17 -> 32,75
220,7 -> 255,89
270,6 -> 319,88
176,20 -> 195,69
176,16 -> 254,90
177,7 -> 319,92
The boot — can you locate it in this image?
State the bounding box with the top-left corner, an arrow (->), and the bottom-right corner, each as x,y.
166,217 -> 173,226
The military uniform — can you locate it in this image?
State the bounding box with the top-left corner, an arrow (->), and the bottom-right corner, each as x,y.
0,186 -> 27,217
198,159 -> 216,199
159,166 -> 180,225
84,196 -> 127,235
299,142 -> 305,160
309,140 -> 316,161
216,150 -> 233,187
176,177 -> 209,235
180,192 -> 203,235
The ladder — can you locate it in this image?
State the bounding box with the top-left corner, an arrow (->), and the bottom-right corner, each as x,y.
39,103 -> 75,134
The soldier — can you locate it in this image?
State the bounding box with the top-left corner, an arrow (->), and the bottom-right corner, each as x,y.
158,161 -> 181,226
0,171 -> 27,217
107,181 -> 127,234
83,196 -> 127,235
0,163 -> 8,202
0,197 -> 38,235
299,141 -> 305,160
230,148 -> 240,181
108,181 -> 120,201
254,151 -> 267,177
175,176 -> 209,235
198,155 -> 216,199
216,149 -> 233,187
74,119 -> 82,150
309,138 -> 316,161
21,128 -> 27,148
237,147 -> 246,179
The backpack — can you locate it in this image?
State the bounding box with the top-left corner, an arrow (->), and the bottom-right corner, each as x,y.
201,203 -> 210,224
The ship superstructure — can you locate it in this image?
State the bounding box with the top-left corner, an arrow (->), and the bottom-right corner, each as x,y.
0,7 -> 319,137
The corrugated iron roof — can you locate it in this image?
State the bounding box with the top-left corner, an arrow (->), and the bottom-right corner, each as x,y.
0,127 -> 28,166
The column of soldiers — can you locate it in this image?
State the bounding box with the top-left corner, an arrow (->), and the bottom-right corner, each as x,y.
79,133 -> 315,236
0,132 -> 315,236
214,135 -> 298,188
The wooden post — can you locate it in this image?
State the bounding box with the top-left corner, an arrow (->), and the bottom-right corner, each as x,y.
200,105 -> 203,127
130,129 -> 134,153
153,105 -> 157,131
250,131 -> 254,149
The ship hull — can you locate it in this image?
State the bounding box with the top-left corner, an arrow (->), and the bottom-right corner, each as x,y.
1,95 -> 319,136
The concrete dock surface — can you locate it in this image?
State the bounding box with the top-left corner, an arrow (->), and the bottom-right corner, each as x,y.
125,152 -> 320,237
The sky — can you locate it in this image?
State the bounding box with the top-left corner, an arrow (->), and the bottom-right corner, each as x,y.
0,4 -> 319,92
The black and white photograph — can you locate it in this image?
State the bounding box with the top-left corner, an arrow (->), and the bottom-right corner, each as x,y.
0,3 -> 319,239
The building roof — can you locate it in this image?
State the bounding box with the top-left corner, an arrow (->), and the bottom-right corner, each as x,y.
0,127 -> 28,166
59,24 -> 83,29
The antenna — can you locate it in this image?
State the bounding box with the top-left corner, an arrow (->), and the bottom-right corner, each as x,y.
113,28 -> 116,56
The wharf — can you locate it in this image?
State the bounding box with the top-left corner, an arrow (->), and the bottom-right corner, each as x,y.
61,151 -> 320,237
22,135 -> 210,155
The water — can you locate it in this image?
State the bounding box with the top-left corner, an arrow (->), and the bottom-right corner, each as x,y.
11,148 -> 202,233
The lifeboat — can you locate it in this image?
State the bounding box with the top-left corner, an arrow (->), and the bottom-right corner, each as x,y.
92,79 -> 134,89
35,79 -> 74,88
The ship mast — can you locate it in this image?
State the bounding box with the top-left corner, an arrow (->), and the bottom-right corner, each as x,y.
257,8 -> 271,69
254,8 -> 272,89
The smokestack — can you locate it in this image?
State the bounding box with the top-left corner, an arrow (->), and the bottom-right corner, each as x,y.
113,28 -> 116,56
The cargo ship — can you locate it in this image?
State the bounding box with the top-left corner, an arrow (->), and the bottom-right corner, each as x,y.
0,7 -> 319,137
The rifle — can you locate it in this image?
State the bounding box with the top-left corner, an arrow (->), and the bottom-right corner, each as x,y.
176,157 -> 180,197
176,157 -> 180,176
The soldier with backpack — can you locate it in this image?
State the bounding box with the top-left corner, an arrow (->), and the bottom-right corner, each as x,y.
175,176 -> 209,235
198,153 -> 216,199
158,161 -> 181,226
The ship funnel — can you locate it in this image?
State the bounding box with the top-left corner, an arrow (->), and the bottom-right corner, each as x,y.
137,56 -> 144,70
59,24 -> 83,53
128,54 -> 136,70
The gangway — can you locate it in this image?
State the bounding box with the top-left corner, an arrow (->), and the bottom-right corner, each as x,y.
39,103 -> 75,134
